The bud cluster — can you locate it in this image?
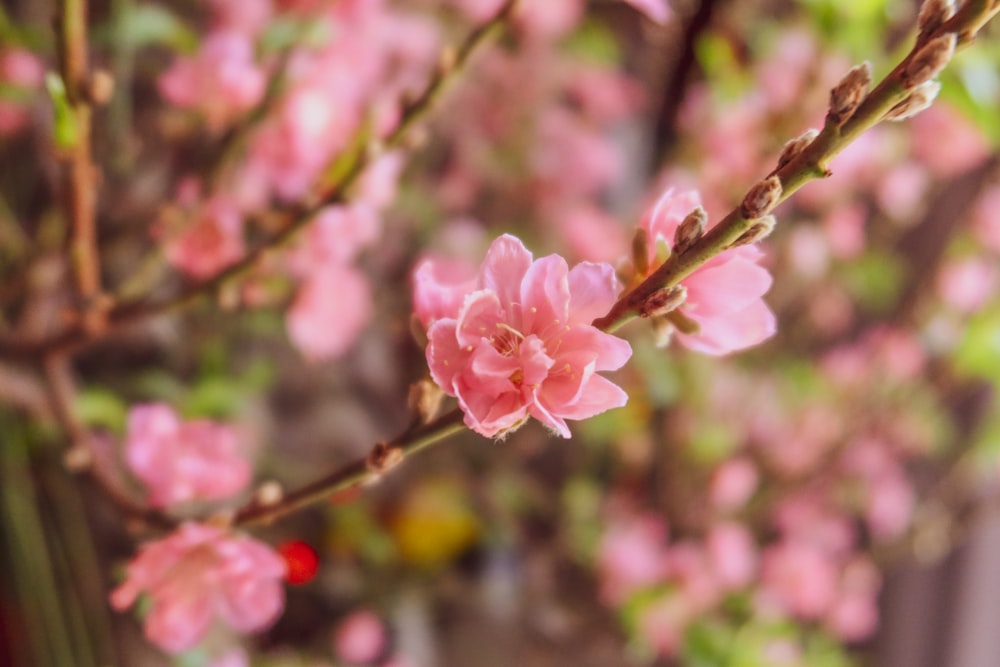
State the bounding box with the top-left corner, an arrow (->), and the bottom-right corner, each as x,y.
673,207 -> 708,255
777,129 -> 819,169
741,176 -> 783,221
902,33 -> 956,90
828,62 -> 873,126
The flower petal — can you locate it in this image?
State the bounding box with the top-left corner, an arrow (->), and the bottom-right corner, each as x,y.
479,234 -> 532,315
567,261 -> 621,325
520,254 -> 570,333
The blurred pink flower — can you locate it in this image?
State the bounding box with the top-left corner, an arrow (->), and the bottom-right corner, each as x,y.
597,513 -> 669,604
825,557 -> 881,641
209,0 -> 273,37
423,234 -> 631,438
125,403 -> 250,508
288,205 -> 381,275
937,257 -> 999,313
333,610 -> 386,665
621,0 -> 672,23
911,104 -> 990,179
760,540 -> 838,619
286,266 -> 373,361
208,647 -> 250,667
160,193 -> 245,280
158,31 -> 266,131
637,592 -> 688,657
553,204 -> 630,265
110,523 -> 286,654
0,47 -> 45,135
709,457 -> 759,510
706,522 -> 757,590
822,203 -> 867,259
642,188 -> 776,355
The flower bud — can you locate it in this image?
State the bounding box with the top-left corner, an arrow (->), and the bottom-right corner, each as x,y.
902,33 -> 956,90
885,80 -> 941,121
408,377 -> 444,424
255,481 -> 284,506
917,0 -> 955,36
828,62 -> 873,125
366,441 -> 404,475
741,176 -> 783,220
731,215 -> 776,247
777,128 -> 819,169
632,226 -> 650,276
673,206 -> 707,254
639,285 -> 687,318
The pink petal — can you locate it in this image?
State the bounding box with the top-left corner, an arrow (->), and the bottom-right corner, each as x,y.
528,398 -> 572,438
519,254 -> 570,334
683,251 -> 773,319
454,290 -> 506,349
621,0 -> 672,23
478,235 -> 532,315
467,344 -> 521,397
427,319 -> 464,393
454,380 -> 526,437
547,373 -> 628,421
676,299 -> 776,355
567,261 -> 621,326
144,584 -> 214,654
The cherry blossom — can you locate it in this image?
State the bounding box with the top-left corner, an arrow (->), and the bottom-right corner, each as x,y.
124,403 -> 251,508
158,31 -> 266,132
333,610 -> 387,665
110,523 -> 286,654
420,234 -> 631,438
641,188 -> 776,355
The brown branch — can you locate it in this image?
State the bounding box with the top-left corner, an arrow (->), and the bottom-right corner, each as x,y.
0,0 -> 521,360
55,0 -> 103,332
594,0 -> 1000,332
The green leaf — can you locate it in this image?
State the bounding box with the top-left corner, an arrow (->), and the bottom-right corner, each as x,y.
953,306 -> 1000,383
114,4 -> 197,51
74,388 -> 127,432
45,72 -> 77,150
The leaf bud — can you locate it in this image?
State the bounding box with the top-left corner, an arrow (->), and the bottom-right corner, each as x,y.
902,33 -> 956,90
673,206 -> 707,255
741,176 -> 783,220
777,128 -> 819,169
731,215 -> 776,247
885,80 -> 941,121
917,0 -> 956,36
639,285 -> 687,318
828,62 -> 873,125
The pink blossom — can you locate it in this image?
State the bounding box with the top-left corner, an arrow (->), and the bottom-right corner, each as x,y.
911,104 -> 991,179
208,647 -> 250,667
597,513 -> 669,603
666,542 -> 722,610
825,557 -> 881,641
822,203 -> 867,259
760,540 -> 838,619
286,266 -> 372,361
160,193 -> 245,280
937,257 -> 999,313
124,403 -> 250,508
422,235 -> 631,438
412,257 -> 478,329
706,522 -> 757,590
709,457 -> 759,510
876,162 -> 930,222
552,204 -> 630,264
641,188 -> 776,355
110,523 -> 286,654
209,0 -> 273,37
158,32 -> 266,131
333,610 -> 387,664
0,47 -> 45,135
287,205 -> 381,275
621,0 -> 672,23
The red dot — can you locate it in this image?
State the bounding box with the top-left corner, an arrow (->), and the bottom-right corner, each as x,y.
279,541 -> 319,585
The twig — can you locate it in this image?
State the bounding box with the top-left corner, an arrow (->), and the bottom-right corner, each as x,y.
55,0 -> 103,332
593,0 -> 1000,332
41,353 -> 175,530
0,0 -> 521,360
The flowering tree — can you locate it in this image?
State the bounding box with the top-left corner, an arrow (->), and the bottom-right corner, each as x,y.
1,0 -> 999,665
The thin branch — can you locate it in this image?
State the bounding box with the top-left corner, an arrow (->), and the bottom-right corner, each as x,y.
0,0 -> 521,360
41,353 -> 175,530
593,0 -> 1000,332
55,0 -> 103,331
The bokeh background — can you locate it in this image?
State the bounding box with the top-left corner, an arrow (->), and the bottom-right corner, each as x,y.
2,0 -> 1000,665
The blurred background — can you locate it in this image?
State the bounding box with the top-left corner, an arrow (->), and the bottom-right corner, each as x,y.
2,0 -> 1000,665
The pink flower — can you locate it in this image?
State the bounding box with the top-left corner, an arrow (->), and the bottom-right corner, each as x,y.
621,0 -> 672,23
709,458 -> 759,510
422,235 -> 631,438
333,610 -> 387,664
760,540 -> 838,619
125,403 -> 251,508
937,257 -> 999,313
642,188 -> 776,355
286,266 -> 373,361
160,192 -> 245,280
706,522 -> 757,590
158,31 -> 266,131
597,513 -> 669,603
412,257 -> 478,329
110,523 -> 286,654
